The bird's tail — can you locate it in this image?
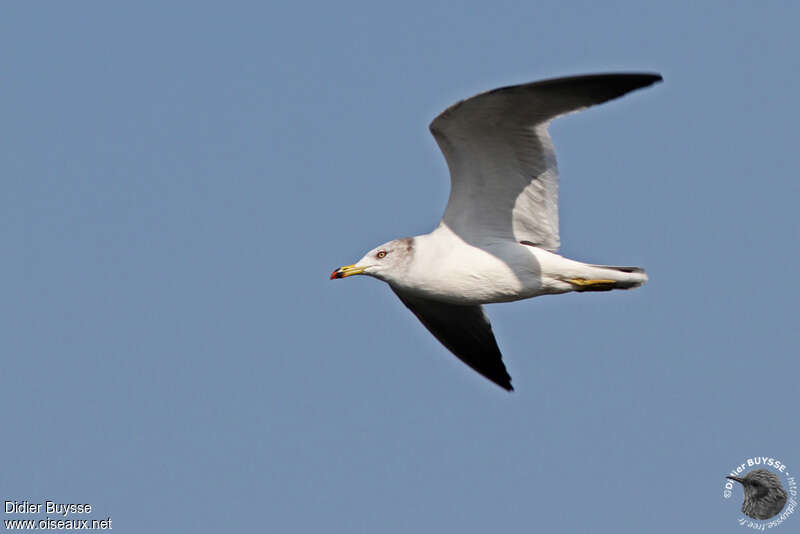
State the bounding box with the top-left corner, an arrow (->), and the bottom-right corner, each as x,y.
568,265 -> 648,292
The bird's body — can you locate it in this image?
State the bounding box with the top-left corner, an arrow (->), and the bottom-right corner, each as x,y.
386,225 -> 647,305
332,72 -> 662,390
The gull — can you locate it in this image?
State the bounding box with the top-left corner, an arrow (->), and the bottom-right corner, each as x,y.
331,72 -> 662,391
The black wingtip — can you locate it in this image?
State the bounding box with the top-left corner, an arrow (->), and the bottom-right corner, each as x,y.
553,72 -> 664,97
635,72 -> 663,88
477,362 -> 514,391
491,372 -> 514,392
542,72 -> 664,111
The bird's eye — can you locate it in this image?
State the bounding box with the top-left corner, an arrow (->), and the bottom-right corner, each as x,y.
376,250 -> 387,259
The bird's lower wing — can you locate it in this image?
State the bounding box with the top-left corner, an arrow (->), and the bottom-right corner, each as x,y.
391,287 -> 513,391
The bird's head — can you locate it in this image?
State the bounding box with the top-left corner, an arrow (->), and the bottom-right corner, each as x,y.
330,237 -> 415,283
727,469 -> 782,500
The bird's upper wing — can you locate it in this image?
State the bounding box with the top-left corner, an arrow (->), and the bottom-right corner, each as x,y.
391,287 -> 512,391
430,73 -> 662,251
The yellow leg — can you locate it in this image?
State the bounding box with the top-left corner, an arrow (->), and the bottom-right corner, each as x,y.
567,278 -> 619,292
567,278 -> 617,286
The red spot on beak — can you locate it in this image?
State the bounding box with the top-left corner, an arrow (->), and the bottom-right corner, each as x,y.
330,269 -> 342,280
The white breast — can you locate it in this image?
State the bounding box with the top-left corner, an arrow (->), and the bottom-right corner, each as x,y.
396,226 -> 548,305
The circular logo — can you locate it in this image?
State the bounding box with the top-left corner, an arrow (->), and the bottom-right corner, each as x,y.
723,457 -> 797,529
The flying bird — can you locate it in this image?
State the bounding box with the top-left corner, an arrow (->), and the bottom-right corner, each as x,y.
331,72 -> 662,390
727,469 -> 788,520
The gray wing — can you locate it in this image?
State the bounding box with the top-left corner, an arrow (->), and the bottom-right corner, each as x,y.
392,287 -> 512,391
430,73 -> 662,251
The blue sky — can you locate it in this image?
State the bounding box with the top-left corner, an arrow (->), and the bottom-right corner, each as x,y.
2,2 -> 799,532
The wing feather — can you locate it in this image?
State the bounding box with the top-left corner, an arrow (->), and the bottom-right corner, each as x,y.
392,287 -> 513,391
430,73 -> 662,251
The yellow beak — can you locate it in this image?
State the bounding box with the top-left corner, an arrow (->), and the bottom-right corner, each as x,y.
330,264 -> 365,279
